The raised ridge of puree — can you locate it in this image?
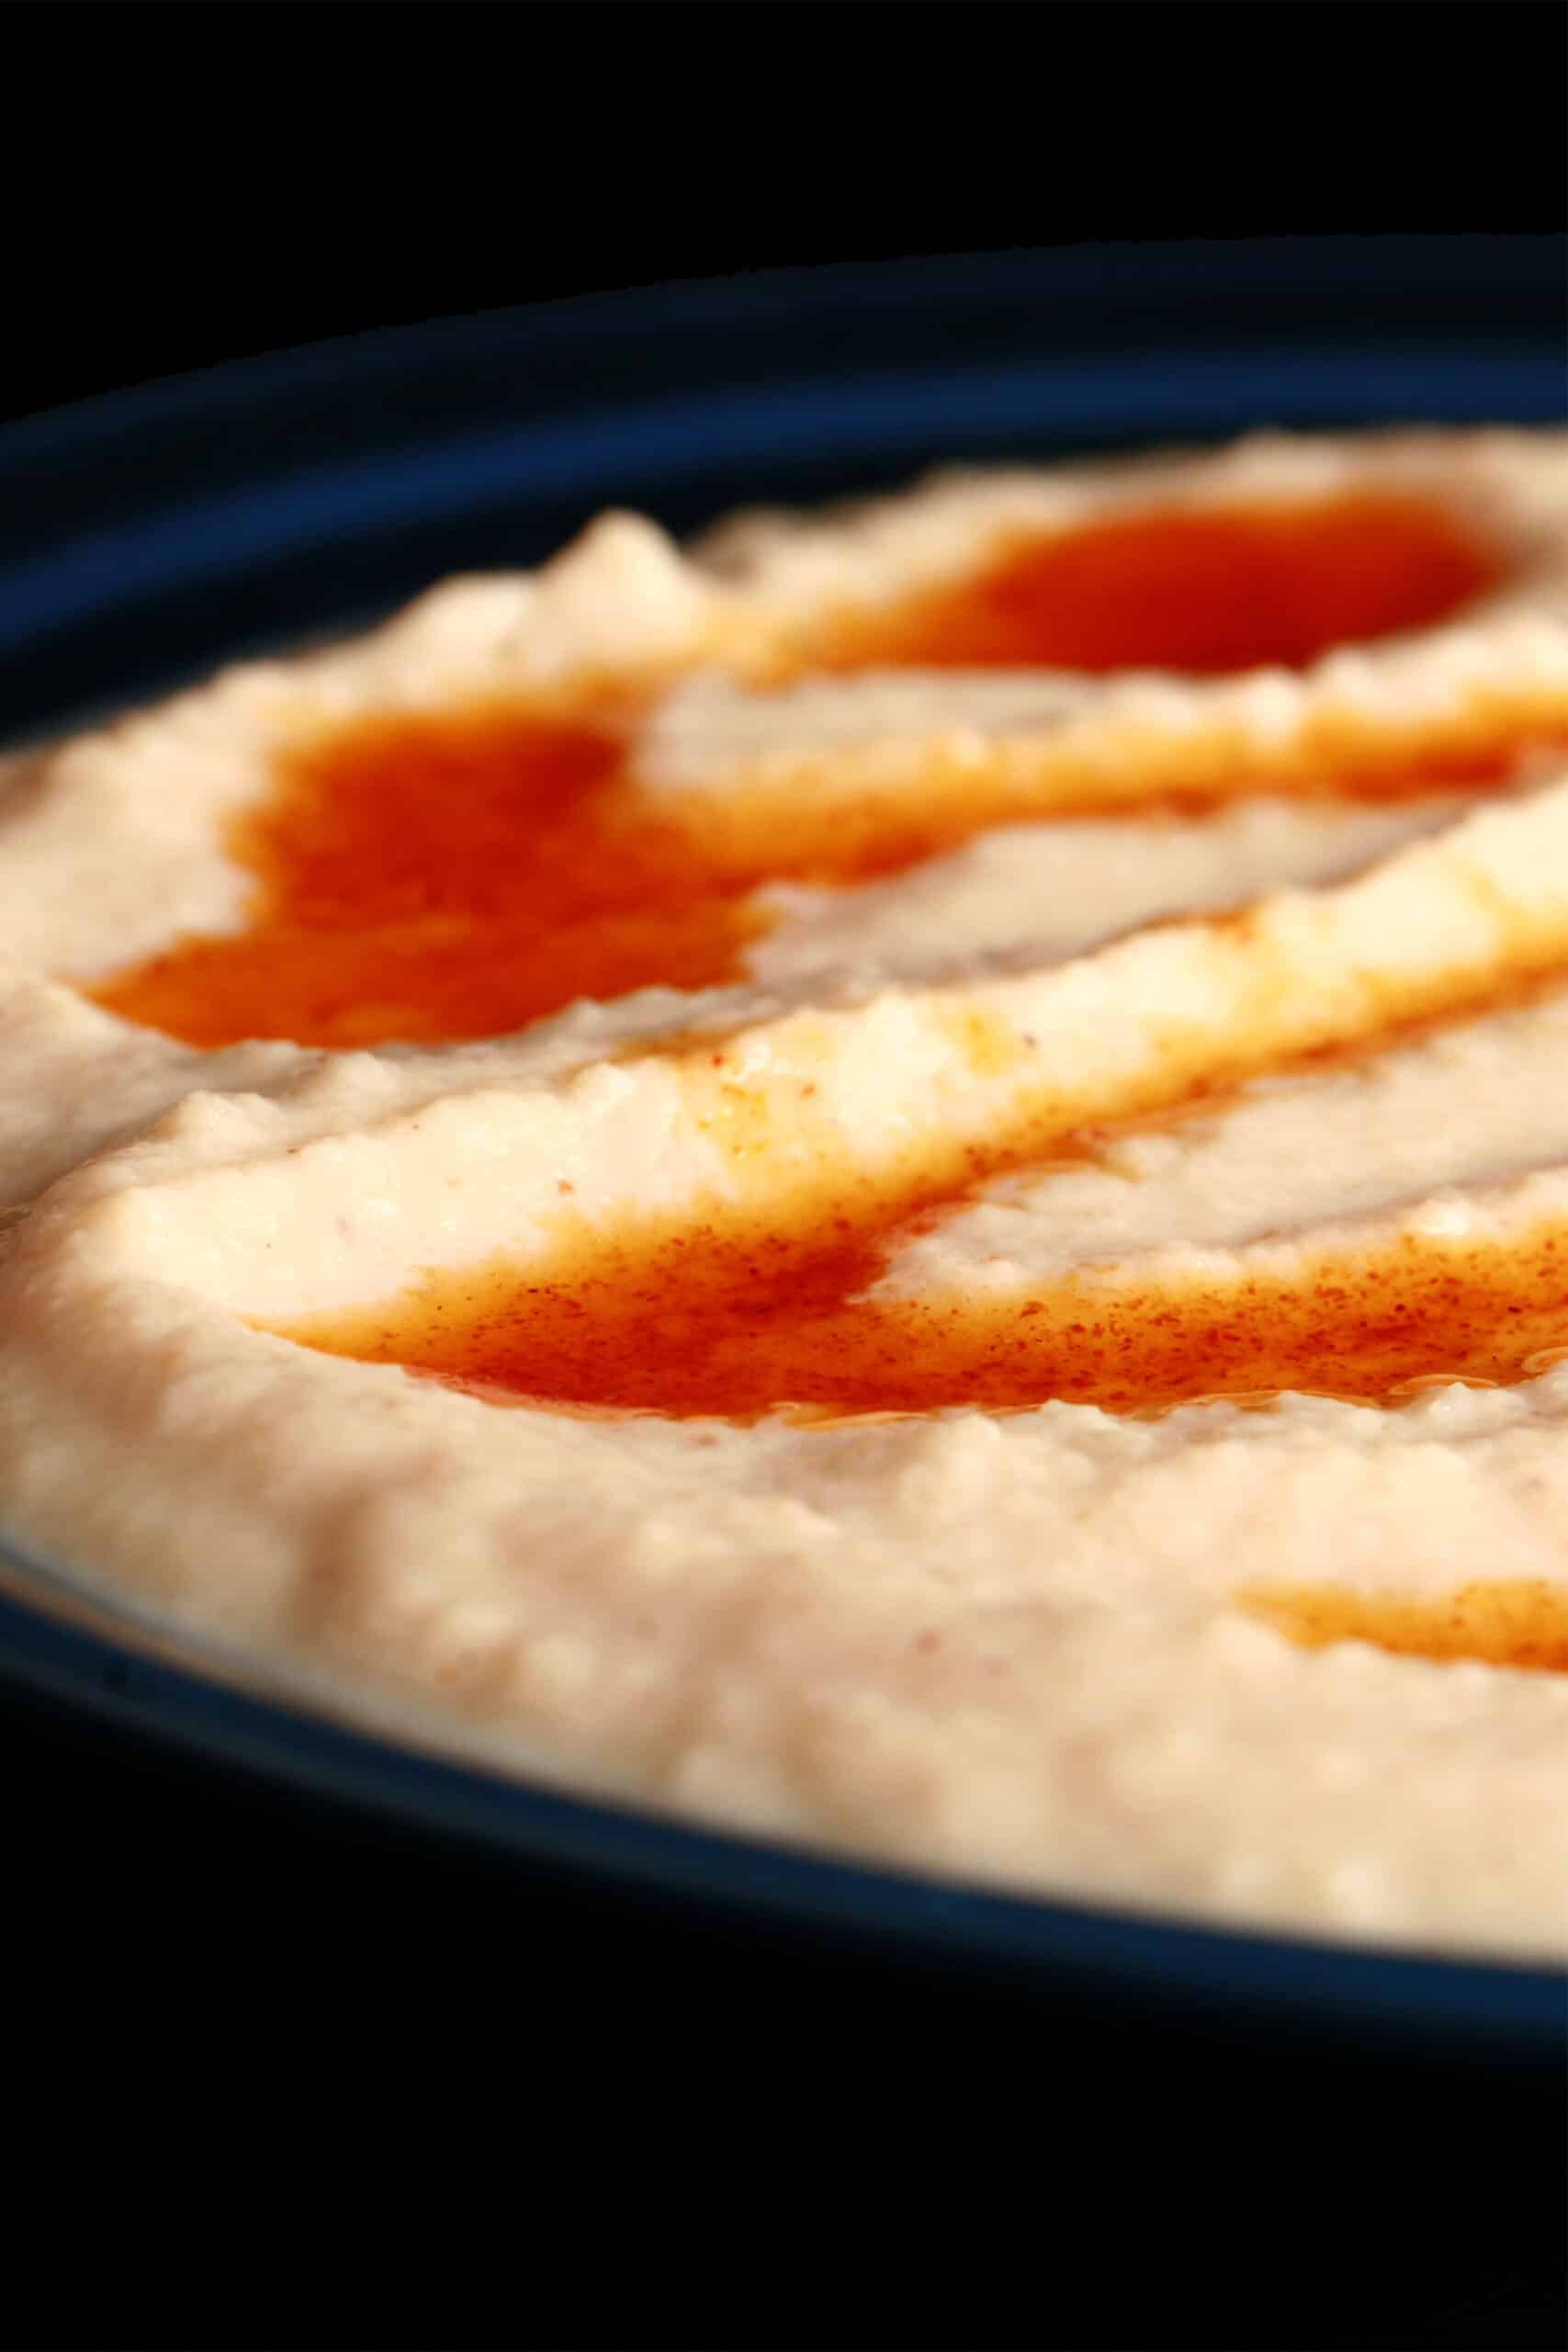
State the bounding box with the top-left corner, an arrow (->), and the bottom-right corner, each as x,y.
795,493 -> 1500,673
85,695 -> 1568,1051
278,1169 -> 1568,1422
1241,1580 -> 1568,1672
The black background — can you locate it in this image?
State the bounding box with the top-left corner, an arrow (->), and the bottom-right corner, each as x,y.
6,6 -> 1565,431
4,6 -> 1567,2346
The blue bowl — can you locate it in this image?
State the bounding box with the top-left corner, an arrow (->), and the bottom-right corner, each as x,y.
2,238 -> 1564,2057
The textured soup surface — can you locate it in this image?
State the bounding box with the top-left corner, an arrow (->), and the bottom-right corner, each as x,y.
6,427 -> 1568,1960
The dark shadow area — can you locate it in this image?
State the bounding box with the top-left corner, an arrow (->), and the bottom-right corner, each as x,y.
4,4 -> 1563,434
6,1679 -> 1563,2351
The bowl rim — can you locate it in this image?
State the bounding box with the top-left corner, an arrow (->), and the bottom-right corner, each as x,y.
1,236 -> 1564,2052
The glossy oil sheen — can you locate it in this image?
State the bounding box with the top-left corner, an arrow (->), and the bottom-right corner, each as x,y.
799,492 -> 1499,673
284,1195 -> 1568,1430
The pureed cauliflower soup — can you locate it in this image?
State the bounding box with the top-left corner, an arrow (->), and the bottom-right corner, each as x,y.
4,429 -> 1568,1959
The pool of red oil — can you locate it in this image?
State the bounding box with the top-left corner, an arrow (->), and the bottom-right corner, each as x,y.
283,1204 -> 1568,1424
86,489 -> 1529,1050
279,1197 -> 1568,1673
795,490 -> 1499,673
